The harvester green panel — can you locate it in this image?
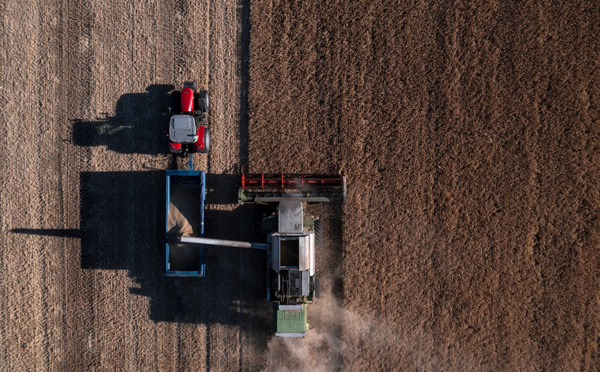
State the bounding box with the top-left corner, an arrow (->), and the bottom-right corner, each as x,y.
273,304 -> 308,334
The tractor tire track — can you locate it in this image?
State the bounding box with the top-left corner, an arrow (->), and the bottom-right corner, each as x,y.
60,0 -> 95,368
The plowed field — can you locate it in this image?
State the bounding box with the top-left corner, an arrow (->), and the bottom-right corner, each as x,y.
1,0 -> 599,371
249,0 -> 600,371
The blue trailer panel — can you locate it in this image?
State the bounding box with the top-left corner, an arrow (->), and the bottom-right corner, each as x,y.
165,170 -> 206,277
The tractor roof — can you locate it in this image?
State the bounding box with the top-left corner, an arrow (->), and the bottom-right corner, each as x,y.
169,115 -> 197,144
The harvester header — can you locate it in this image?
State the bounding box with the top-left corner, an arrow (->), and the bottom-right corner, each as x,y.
239,173 -> 346,204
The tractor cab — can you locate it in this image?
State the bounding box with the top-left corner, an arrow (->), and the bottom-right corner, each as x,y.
169,115 -> 199,144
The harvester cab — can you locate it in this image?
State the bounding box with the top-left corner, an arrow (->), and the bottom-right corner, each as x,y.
180,173 -> 346,337
168,81 -> 210,155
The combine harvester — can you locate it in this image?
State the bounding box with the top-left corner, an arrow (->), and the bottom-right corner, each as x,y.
167,172 -> 346,337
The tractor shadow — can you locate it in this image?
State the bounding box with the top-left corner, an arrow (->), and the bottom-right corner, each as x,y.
11,171 -> 271,341
71,84 -> 179,155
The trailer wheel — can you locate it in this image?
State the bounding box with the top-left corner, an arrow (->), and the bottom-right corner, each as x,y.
314,219 -> 322,247
197,91 -> 209,112
314,277 -> 320,299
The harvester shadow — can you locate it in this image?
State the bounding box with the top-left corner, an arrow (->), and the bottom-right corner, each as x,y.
71,84 -> 177,155
80,171 -> 269,332
205,173 -> 241,205
11,171 -> 271,339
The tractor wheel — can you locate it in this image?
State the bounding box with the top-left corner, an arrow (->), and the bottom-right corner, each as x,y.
197,91 -> 209,112
170,90 -> 181,113
314,219 -> 322,247
199,127 -> 210,153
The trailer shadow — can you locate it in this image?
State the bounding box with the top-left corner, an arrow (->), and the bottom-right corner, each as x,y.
71,84 -> 178,155
11,171 -> 271,340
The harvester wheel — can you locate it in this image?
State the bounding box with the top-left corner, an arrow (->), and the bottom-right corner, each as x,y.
314,219 -> 322,246
197,91 -> 209,112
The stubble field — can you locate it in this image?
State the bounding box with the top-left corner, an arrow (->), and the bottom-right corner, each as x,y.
1,0 -> 599,371
249,0 -> 600,370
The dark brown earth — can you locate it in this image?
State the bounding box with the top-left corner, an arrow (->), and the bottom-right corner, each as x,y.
1,0 -> 599,370
250,0 -> 600,370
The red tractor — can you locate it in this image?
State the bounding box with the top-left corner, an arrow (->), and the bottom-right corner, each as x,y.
168,81 -> 210,155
